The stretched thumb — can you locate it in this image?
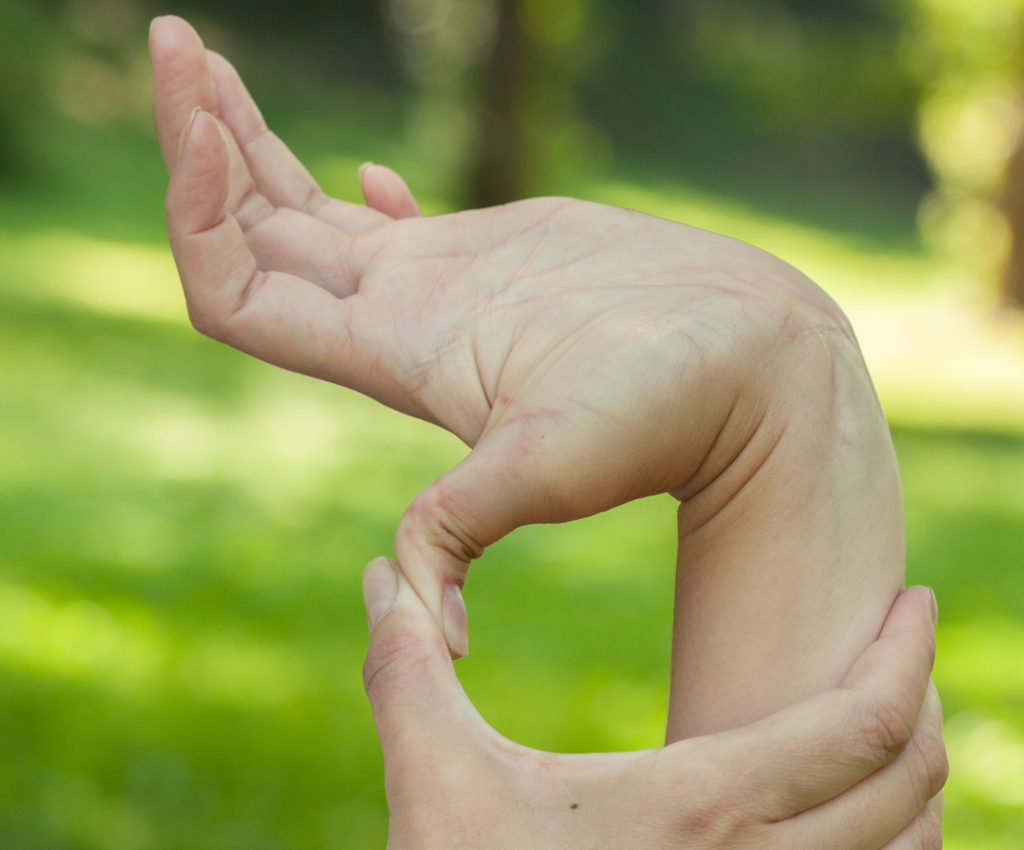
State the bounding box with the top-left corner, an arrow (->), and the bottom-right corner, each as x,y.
361,557 -> 481,777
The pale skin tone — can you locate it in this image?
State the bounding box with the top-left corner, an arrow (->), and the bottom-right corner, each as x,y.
361,561 -> 944,849
151,15 -> 944,845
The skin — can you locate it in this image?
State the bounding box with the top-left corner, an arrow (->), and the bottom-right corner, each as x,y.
361,559 -> 945,849
150,15 -> 944,845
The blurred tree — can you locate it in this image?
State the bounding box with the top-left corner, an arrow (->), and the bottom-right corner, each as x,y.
166,0 -> 399,85
581,0 -> 927,219
1001,127 -> 1024,307
1,0 -> 942,236
383,0 -> 504,204
384,0 -> 610,206
0,0 -> 165,186
902,0 -> 1024,307
465,0 -> 530,208
0,0 -> 64,181
54,0 -> 156,127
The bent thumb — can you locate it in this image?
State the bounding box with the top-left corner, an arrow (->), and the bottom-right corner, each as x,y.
394,427 -> 548,659
361,557 -> 478,774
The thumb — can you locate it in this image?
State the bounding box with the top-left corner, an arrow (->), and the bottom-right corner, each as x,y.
394,427 -> 555,658
165,106 -> 258,337
361,557 -> 482,775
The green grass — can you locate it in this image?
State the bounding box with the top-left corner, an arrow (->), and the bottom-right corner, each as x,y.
1,110 -> 1022,848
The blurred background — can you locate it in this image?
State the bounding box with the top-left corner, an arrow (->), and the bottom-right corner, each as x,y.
1,0 -> 1022,847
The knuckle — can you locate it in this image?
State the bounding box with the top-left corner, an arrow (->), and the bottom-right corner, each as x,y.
673,809 -> 722,841
659,765 -> 754,845
181,283 -> 233,342
399,483 -> 485,567
921,728 -> 950,800
859,693 -> 914,764
895,725 -> 948,835
362,625 -> 439,701
180,265 -> 265,345
919,689 -> 948,798
185,299 -> 220,340
670,806 -> 762,849
905,709 -> 948,807
669,784 -> 720,835
921,821 -> 943,850
916,805 -> 944,850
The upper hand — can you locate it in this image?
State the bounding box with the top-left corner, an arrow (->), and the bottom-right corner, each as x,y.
151,17 -> 889,656
362,558 -> 946,849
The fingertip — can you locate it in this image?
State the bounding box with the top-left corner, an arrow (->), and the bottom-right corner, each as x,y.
149,15 -> 169,43
904,584 -> 938,627
443,582 -> 469,659
361,555 -> 456,706
151,15 -> 220,171
205,49 -> 242,90
205,49 -> 229,76
149,14 -> 199,53
362,556 -> 438,637
360,163 -> 422,219
884,586 -> 936,633
361,555 -> 482,778
896,587 -> 939,663
839,586 -> 937,722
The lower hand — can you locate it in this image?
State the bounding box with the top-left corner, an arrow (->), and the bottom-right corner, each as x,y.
362,558 -> 946,849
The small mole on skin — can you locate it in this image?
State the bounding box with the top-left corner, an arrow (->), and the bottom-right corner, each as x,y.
570,803 -> 578,810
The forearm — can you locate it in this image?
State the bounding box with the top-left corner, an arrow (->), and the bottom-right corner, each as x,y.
665,326 -> 904,741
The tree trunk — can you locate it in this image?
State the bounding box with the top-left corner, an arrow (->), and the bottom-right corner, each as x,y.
466,0 -> 531,208
999,121 -> 1024,308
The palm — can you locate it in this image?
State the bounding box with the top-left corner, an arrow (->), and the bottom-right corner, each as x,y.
155,21 -> 806,507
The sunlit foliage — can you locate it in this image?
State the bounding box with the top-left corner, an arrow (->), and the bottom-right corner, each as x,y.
903,0 -> 1024,299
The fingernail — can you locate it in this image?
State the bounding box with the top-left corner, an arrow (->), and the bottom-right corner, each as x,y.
358,161 -> 375,180
177,105 -> 202,160
364,557 -> 398,628
929,588 -> 938,625
443,582 -> 468,659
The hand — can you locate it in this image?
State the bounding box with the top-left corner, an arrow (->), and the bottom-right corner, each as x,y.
362,559 -> 945,849
152,17 -> 900,670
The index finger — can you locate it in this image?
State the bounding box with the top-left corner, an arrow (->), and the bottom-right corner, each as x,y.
150,15 -> 220,171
